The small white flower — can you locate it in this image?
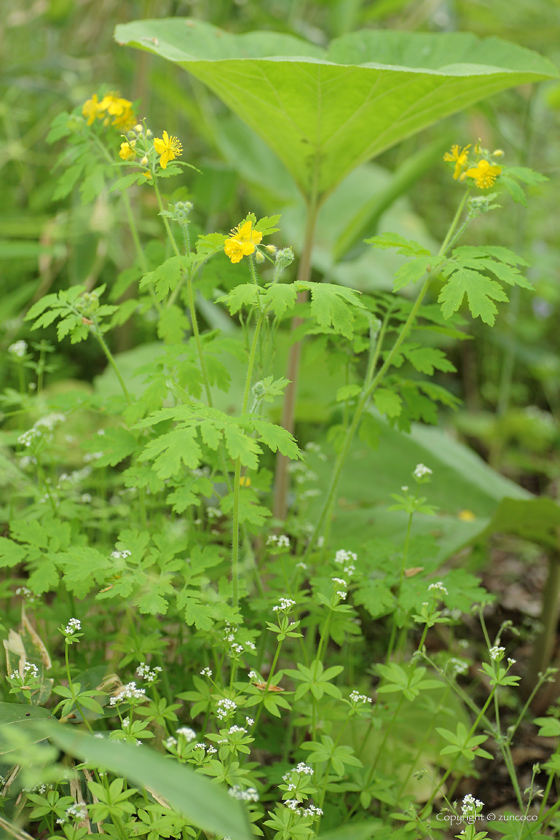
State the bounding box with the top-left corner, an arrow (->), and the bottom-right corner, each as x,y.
215,698 -> 237,720
200,667 -> 213,677
489,646 -> 505,661
8,340 -> 28,358
136,663 -> 162,683
165,736 -> 178,749
111,549 -> 132,560
272,598 -> 296,613
176,727 -> 197,742
507,657 -> 516,666
228,725 -> 246,735
109,682 -> 146,706
267,534 -> 290,548
295,762 -> 314,775
349,690 -> 372,705
229,785 -> 259,802
428,581 -> 448,597
246,716 -> 254,726
413,463 -> 432,479
65,618 -> 81,635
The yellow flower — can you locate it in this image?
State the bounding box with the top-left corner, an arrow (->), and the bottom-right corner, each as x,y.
143,171 -> 153,180
83,92 -> 136,131
239,475 -> 251,487
153,130 -> 182,169
224,220 -> 263,264
82,94 -> 103,126
443,144 -> 471,180
119,141 -> 136,161
465,158 -> 502,189
458,509 -> 476,522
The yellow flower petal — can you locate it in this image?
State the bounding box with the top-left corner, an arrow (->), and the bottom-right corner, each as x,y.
119,142 -> 135,161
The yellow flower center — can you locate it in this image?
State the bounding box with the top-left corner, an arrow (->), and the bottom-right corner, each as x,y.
465,158 -> 502,189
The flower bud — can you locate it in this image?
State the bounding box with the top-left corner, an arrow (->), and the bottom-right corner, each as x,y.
265,244 -> 277,254
492,149 -> 505,157
275,247 -> 295,270
141,156 -> 148,166
146,128 -> 153,138
254,250 -> 265,263
134,124 -> 143,133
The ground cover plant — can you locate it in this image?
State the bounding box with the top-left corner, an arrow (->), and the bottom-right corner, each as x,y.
2,4 -> 560,840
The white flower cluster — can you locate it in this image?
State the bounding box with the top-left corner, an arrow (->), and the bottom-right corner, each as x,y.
18,428 -> 42,448
228,725 -> 246,735
109,682 -> 146,706
165,736 -> 178,749
111,549 -> 131,560
267,534 -> 290,549
272,598 -> 296,613
66,803 -> 88,820
282,762 -> 314,783
200,667 -> 212,677
216,698 -> 237,720
193,743 -> 217,755
334,549 -> 357,577
284,800 -> 323,818
462,793 -> 484,815
8,340 -> 28,358
223,623 -> 256,656
489,646 -> 505,661
136,663 -> 162,683
10,661 -> 39,681
413,463 -> 432,479
15,586 -> 37,603
176,727 -> 197,742
447,658 -> 469,677
349,690 -> 372,705
332,577 -> 347,599
229,785 -> 259,802
428,581 -> 448,597
83,451 -> 103,463
58,467 -> 92,487
65,618 -> 81,635
36,413 -> 66,431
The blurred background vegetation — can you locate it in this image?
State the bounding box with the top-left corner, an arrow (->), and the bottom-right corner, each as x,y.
3,0 -> 560,497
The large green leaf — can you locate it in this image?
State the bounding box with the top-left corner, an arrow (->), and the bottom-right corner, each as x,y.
115,18 -> 557,201
0,702 -> 53,755
308,415 -> 532,561
40,722 -> 253,840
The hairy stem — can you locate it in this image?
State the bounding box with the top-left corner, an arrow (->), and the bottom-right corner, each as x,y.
272,201 -> 318,521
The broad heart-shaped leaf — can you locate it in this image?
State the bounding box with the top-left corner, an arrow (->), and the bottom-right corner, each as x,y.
37,722 -> 253,840
115,18 -> 557,202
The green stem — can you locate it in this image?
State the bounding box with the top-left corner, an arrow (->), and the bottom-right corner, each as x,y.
121,191 -> 162,314
250,639 -> 283,735
93,323 -> 131,405
153,177 -> 213,407
231,306 -> 268,608
305,190 -> 471,559
273,199 -> 319,521
64,643 -> 93,733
